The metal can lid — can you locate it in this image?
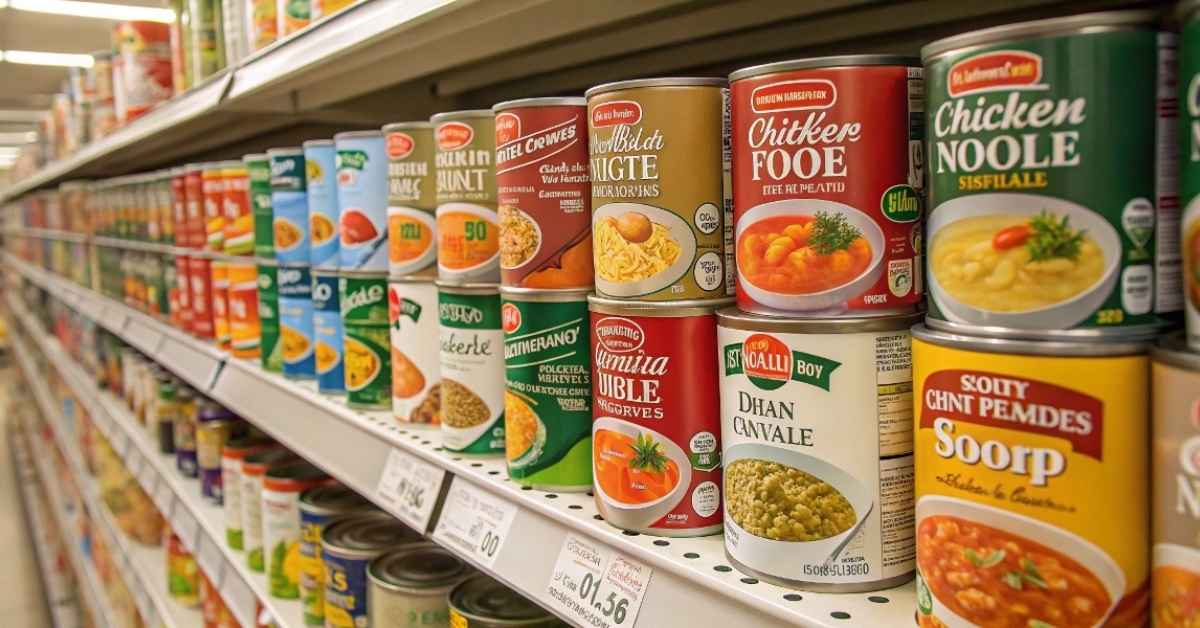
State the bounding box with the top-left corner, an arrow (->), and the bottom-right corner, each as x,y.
382,121 -> 433,131
911,323 -> 1152,357
430,109 -> 495,123
717,307 -> 922,334
266,459 -> 327,481
339,268 -> 388,279
242,153 -> 269,163
302,138 -> 335,148
266,146 -> 304,157
242,448 -> 297,473
586,76 -> 727,98
388,266 -> 438,283
499,286 -> 591,302
1152,332 -> 1200,371
222,435 -> 277,456
321,512 -> 420,555
299,484 -> 375,516
312,267 -> 340,278
450,573 -> 557,625
587,294 -> 733,317
436,281 -> 500,294
333,130 -> 384,140
729,55 -> 919,82
922,9 -> 1159,62
368,543 -> 469,593
492,96 -> 587,112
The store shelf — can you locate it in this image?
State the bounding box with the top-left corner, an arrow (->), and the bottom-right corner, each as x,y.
6,250 -> 917,628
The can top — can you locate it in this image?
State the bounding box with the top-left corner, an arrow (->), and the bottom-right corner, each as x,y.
321,511 -> 421,555
717,307 -> 923,334
312,267 -> 340,277
436,281 -> 500,294
299,484 -> 375,516
242,448 -> 297,473
499,286 -> 591,301
254,256 -> 279,267
387,269 -> 438,283
302,138 -> 334,148
339,268 -> 389,278
921,9 -> 1159,61
242,153 -> 269,163
450,573 -> 557,625
333,129 -> 384,140
911,324 -> 1152,357
1152,333 -> 1200,371
585,76 -> 727,98
492,96 -> 587,112
265,459 -> 328,482
222,435 -> 276,457
266,146 -> 304,157
382,121 -> 433,131
587,294 -> 733,317
729,54 -> 920,82
430,109 -> 495,123
368,543 -> 469,593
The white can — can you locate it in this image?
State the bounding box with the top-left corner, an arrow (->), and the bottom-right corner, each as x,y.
388,276 -> 441,423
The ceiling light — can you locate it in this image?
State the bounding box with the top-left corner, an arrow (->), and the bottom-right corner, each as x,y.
2,50 -> 94,68
0,0 -> 174,22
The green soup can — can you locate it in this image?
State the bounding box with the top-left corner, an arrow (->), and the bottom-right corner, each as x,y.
438,282 -> 505,455
340,271 -> 392,408
500,287 -> 592,490
246,153 -> 274,259
257,258 -> 284,372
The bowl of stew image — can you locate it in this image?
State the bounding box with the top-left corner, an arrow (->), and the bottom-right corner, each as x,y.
916,496 -> 1124,628
592,416 -> 692,530
736,199 -> 886,312
1152,543 -> 1200,627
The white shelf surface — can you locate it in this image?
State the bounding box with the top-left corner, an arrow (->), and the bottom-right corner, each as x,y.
7,249 -> 917,628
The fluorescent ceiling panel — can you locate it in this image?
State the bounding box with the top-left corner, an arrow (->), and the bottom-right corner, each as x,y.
0,0 -> 174,22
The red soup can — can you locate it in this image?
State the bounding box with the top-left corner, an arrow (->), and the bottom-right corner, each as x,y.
729,56 -> 924,316
588,295 -> 729,536
174,252 -> 194,331
184,164 -> 207,249
188,253 -> 215,339
492,97 -> 593,289
171,167 -> 187,244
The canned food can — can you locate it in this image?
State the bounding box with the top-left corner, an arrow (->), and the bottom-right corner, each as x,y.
384,122 -> 437,276
185,0 -> 222,80
313,269 -> 345,395
438,282 -> 505,454
448,574 -> 564,628
492,98 -> 593,289
501,287 -> 591,490
263,461 -> 332,599
586,78 -> 732,301
335,130 -> 389,272
188,253 -> 215,338
257,259 -> 284,372
912,324 -> 1151,628
311,0 -> 354,19
222,435 -> 279,550
279,263 -> 316,379
249,0 -> 277,50
922,12 -> 1179,339
298,486 -> 376,626
279,0 -> 309,35
222,162 -> 254,255
174,388 -> 199,476
340,271 -> 391,408
269,147 -> 311,265
167,530 -> 201,608
367,544 -> 468,628
304,139 -> 340,269
211,257 -> 231,350
589,295 -> 729,536
388,276 -> 441,423
433,110 -> 499,283
227,259 -> 262,359
203,164 -> 227,252
1182,6 -> 1200,351
244,449 -> 300,572
717,309 -> 919,591
175,252 -> 194,331
321,512 -> 422,628
245,154 -> 275,258
185,164 -> 207,248
198,417 -> 245,503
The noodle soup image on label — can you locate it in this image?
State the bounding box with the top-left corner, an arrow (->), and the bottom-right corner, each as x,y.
341,272 -> 392,409
388,277 -> 441,424
279,263 -> 316,379
718,310 -> 918,591
433,110 -> 499,283
493,98 -> 593,289
210,257 -> 231,350
913,326 -> 1151,628
304,139 -> 340,269
336,131 -> 389,272
438,283 -> 505,454
923,12 -> 1179,338
586,78 -> 731,301
384,122 -> 437,276
269,147 -> 311,265
729,56 -> 924,315
313,270 -> 345,395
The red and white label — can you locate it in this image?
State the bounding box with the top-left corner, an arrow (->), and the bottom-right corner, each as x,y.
386,131 -> 415,159
501,303 -> 522,333
741,333 -> 791,382
494,112 -> 521,145
590,100 -> 642,128
436,121 -> 474,151
947,50 -> 1043,97
593,316 -> 644,353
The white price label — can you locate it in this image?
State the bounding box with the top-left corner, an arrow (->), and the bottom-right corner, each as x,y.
196,535 -> 225,586
171,507 -> 199,552
432,478 -> 517,568
220,573 -> 257,628
546,534 -> 653,628
376,449 -> 446,532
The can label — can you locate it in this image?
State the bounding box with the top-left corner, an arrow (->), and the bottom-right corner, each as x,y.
282,0 -> 310,35
175,254 -> 193,330
188,255 -> 215,338
243,471 -> 267,571
306,144 -> 340,269
322,550 -> 369,628
222,456 -> 245,549
495,105 -> 593,288
502,296 -> 592,489
203,168 -> 226,252
248,156 -> 275,258
258,263 -> 284,373
228,261 -> 262,359
279,264 -> 316,378
313,273 -> 345,394
1151,356 -> 1200,626
172,172 -> 187,245
263,487 -> 304,598
588,85 -> 732,300
223,166 -> 254,255
386,126 -> 437,276
337,135 -> 389,272
271,151 -> 311,264
298,508 -> 333,625
1181,19 -> 1200,349
211,259 -> 231,350
340,274 -> 391,408
435,116 -> 500,282
388,281 -> 441,423
186,169 -> 206,248
439,289 -> 505,453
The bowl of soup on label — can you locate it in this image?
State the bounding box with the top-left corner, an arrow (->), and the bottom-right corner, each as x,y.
592,416 -> 692,529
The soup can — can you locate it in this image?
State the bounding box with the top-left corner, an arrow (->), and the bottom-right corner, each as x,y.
174,387 -> 199,476
211,256 -> 232,350
501,287 -> 592,491
922,11 -> 1179,339
1151,335 -> 1200,626
586,78 -> 732,301
227,258 -> 262,359
717,309 -> 919,591
245,153 -> 275,259
174,251 -> 194,331
433,110 -> 499,283
222,435 -> 279,550
912,324 -> 1151,628
304,139 -> 340,269
279,263 -> 316,379
589,295 -> 729,536
166,530 -> 201,608
384,122 -> 437,276
222,162 -> 254,255
729,56 -> 923,316
1184,5 -> 1200,351
298,485 -> 376,626
249,0 -> 277,50
321,512 -> 422,628
335,130 -> 389,272
313,269 -> 346,395
368,543 -> 468,628
280,0 -> 309,35
198,417 -> 245,503
184,164 -> 207,248
257,258 -> 285,373
492,98 -> 593,289
188,252 -> 215,339
340,270 -> 392,408
171,168 -> 188,242
448,574 -> 564,628
388,276 -> 441,424
243,448 -> 301,572
438,282 -> 505,454
203,164 -> 227,252
269,147 -> 311,265
263,460 -> 333,599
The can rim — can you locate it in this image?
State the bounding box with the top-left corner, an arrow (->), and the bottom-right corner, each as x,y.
1152,333 -> 1200,371
368,543 -> 469,593
449,574 -> 554,626
387,271 -> 437,283
333,130 -> 384,140
729,55 -> 919,82
911,324 -> 1151,357
338,269 -> 389,278
302,138 -> 334,147
492,96 -> 588,112
435,281 -> 500,293
321,512 -> 420,558
921,9 -> 1159,61
242,153 -> 269,162
382,121 -> 433,131
430,109 -> 495,122
312,267 -> 340,276
265,146 -> 304,156
923,317 -> 1171,343
716,307 -> 922,333
499,286 -> 591,301
585,76 -> 728,98
587,295 -> 732,316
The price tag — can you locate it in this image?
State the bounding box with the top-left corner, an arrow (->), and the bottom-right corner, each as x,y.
196,535 -> 226,586
220,573 -> 257,628
376,448 -> 447,532
546,534 -> 653,628
171,507 -> 200,553
432,478 -> 516,569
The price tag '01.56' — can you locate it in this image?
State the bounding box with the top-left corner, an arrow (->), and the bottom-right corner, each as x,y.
432,478 -> 516,569
546,534 -> 653,628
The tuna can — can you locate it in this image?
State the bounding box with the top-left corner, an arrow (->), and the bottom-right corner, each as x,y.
227,258 -> 262,359
340,270 -> 392,408
321,512 -> 422,628
279,263 -> 316,379
188,252 -> 215,339
1183,5 -> 1200,351
384,122 -> 437,276
222,435 -> 278,550
367,543 -> 469,628
492,97 -> 593,289
501,287 -> 591,490
335,130 -> 389,272
388,275 -> 441,423
245,153 -> 275,259
438,282 -> 505,454
263,460 -> 333,599
304,139 -> 340,269
198,416 -> 246,503
298,485 -> 376,626
313,269 -> 345,395
913,325 -> 1151,628
432,110 -> 499,283
922,11 -> 1179,339
184,164 -> 207,248
243,449 -> 300,572
1151,334 -> 1200,626
269,147 -> 311,265
173,387 -> 199,476
211,256 -> 231,351
586,78 -> 732,301
717,309 -> 919,591
257,258 -> 284,373
174,251 -> 194,331
729,56 -> 924,316
222,162 -> 253,255
589,295 -> 729,536
203,164 -> 227,252
448,573 -> 564,628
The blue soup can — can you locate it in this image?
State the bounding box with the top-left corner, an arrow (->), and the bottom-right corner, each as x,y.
312,270 -> 346,395
321,512 -> 421,628
304,139 -> 340,269
278,263 -> 316,379
269,147 -> 310,265
334,131 -> 389,272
